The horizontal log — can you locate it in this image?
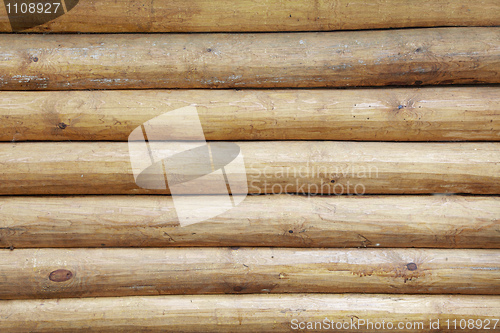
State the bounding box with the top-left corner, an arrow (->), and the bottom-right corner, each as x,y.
0,142 -> 498,195
1,295 -> 499,333
1,28 -> 499,90
0,195 -> 498,249
1,0 -> 499,32
1,87 -> 499,142
1,248 -> 499,299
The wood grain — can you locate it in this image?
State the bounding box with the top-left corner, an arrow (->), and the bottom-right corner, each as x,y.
1,87 -> 499,142
0,141 -> 498,195
1,248 -> 499,299
1,294 -> 499,332
1,28 -> 499,90
0,195 -> 498,249
1,0 -> 499,32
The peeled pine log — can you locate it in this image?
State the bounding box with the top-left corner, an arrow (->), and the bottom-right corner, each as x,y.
1,248 -> 499,299
0,28 -> 499,90
1,87 -> 498,142
1,295 -> 499,333
0,195 -> 498,249
1,0 -> 499,32
0,141 -> 498,195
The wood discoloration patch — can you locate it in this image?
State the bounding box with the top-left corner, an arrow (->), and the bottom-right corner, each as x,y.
49,269 -> 73,282
351,251 -> 429,284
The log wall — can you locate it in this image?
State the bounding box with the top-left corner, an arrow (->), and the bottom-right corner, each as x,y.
0,1 -> 498,331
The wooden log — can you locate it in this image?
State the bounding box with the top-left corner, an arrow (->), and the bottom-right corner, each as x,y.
1,0 -> 499,33
0,195 -> 498,249
1,294 -> 499,333
0,142 -> 498,195
0,28 -> 499,90
0,248 -> 499,299
1,87 -> 499,142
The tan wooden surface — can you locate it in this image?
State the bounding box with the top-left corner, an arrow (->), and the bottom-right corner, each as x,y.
1,0 -> 498,329
0,0 -> 499,33
0,195 -> 498,249
1,248 -> 499,299
0,141 -> 498,195
1,28 -> 499,90
1,87 -> 498,142
1,294 -> 499,332
2,294 -> 499,333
